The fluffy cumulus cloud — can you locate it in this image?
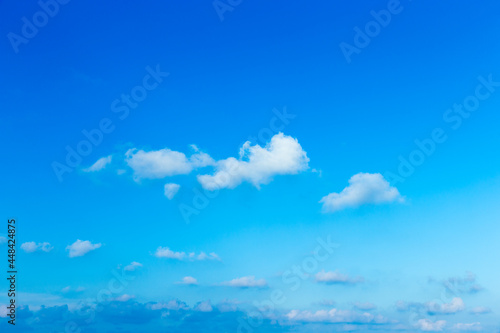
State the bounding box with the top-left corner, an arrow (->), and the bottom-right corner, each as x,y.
83,155 -> 112,172
315,270 -> 364,285
164,183 -> 180,199
20,241 -> 53,253
285,308 -> 388,324
426,297 -> 465,315
124,261 -> 143,271
125,148 -> 214,180
154,247 -> 220,261
415,319 -> 447,331
177,276 -> 198,285
320,172 -> 404,212
220,276 -> 267,288
66,239 -> 101,258
197,133 -> 309,190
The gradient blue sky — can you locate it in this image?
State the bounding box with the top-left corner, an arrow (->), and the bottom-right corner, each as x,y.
1,0 -> 500,332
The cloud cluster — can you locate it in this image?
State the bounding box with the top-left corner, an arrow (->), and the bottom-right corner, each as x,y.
415,319 -> 447,331
66,240 -> 101,258
21,241 -> 53,253
426,297 -> 465,315
320,173 -> 403,212
154,247 -> 220,261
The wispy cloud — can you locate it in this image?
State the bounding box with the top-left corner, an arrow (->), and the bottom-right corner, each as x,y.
83,155 -> 112,172
176,276 -> 198,285
315,270 -> 364,285
123,261 -> 143,271
164,183 -> 180,199
154,247 -> 220,261
415,319 -> 447,331
320,172 -> 403,212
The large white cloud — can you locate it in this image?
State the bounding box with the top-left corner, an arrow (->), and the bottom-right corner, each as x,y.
315,270 -> 364,284
220,276 -> 267,288
320,172 -> 403,212
21,242 -> 53,253
125,148 -> 215,180
66,240 -> 101,258
197,133 -> 309,190
285,308 -> 388,324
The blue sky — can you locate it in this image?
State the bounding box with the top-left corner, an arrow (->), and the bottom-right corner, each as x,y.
1,0 -> 500,332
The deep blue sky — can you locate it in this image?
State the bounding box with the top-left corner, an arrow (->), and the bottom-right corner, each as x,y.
1,0 -> 500,332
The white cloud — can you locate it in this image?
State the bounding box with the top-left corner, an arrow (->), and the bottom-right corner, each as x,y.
177,276 -> 198,285
21,242 -> 53,253
164,183 -> 180,199
125,148 -> 215,180
0,305 -> 7,317
470,306 -> 491,314
154,247 -> 220,261
320,172 -> 403,212
195,300 -> 213,312
220,276 -> 267,288
0,236 -> 6,244
83,155 -> 112,172
113,294 -> 135,302
66,240 -> 101,258
426,297 -> 465,315
61,286 -> 85,294
452,322 -> 482,331
123,261 -> 143,271
149,300 -> 189,311
197,133 -> 309,190
315,270 -> 364,285
285,308 -> 388,324
416,319 -> 446,331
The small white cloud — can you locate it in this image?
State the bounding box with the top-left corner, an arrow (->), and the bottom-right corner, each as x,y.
177,276 -> 198,285
416,319 -> 447,331
315,270 -> 364,285
83,155 -> 112,172
154,247 -> 220,261
320,172 -> 404,212
220,276 -> 267,288
20,242 -> 53,253
197,133 -> 309,190
470,306 -> 491,314
123,261 -> 143,271
61,286 -> 85,294
66,240 -> 101,258
113,294 -> 135,302
426,297 -> 465,315
164,183 -> 180,199
452,322 -> 482,331
125,148 -> 215,180
154,247 -> 186,260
